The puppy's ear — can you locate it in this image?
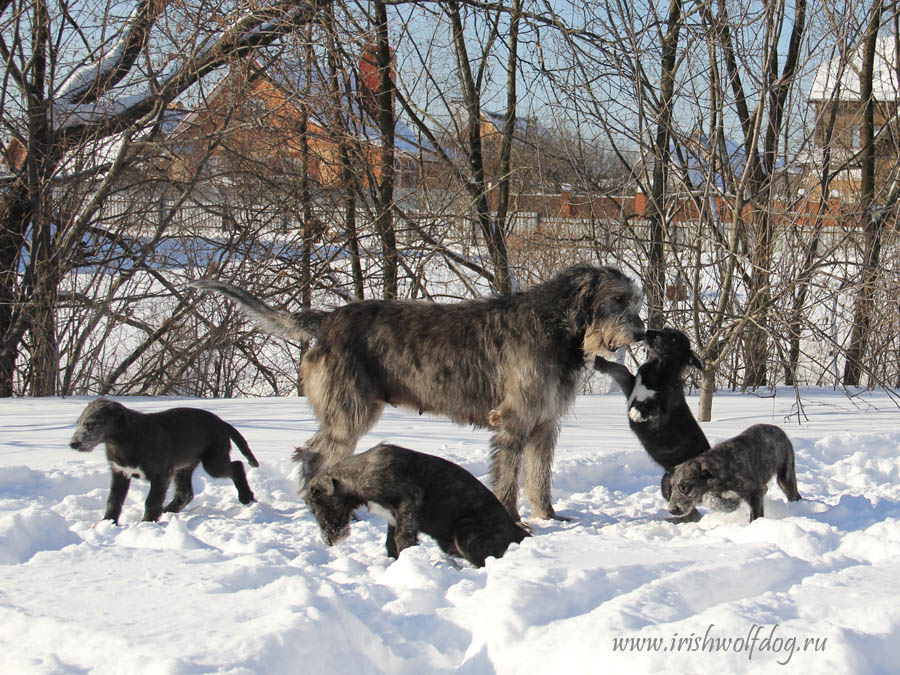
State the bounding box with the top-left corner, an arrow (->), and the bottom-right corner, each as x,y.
689,351 -> 704,370
698,461 -> 714,482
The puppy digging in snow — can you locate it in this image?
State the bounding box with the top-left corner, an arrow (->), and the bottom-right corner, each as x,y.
69,398 -> 258,523
668,424 -> 802,522
594,327 -> 713,521
298,443 -> 530,567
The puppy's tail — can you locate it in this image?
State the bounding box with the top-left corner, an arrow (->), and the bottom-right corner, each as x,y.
192,279 -> 326,341
225,423 -> 259,468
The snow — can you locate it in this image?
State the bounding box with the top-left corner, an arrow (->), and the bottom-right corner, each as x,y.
55,5 -> 140,105
809,36 -> 900,102
1,388 -> 899,673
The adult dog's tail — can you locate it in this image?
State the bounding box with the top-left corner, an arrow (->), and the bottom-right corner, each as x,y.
192,279 -> 326,341
224,422 -> 260,468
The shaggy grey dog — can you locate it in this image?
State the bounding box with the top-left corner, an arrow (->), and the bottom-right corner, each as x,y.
594,327 -> 710,521
667,424 -> 802,522
298,443 -> 530,566
69,398 -> 258,523
194,263 -> 644,521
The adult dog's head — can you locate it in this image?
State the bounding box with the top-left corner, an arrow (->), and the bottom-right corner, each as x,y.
69,398 -> 127,452
645,327 -> 703,371
563,265 -> 645,356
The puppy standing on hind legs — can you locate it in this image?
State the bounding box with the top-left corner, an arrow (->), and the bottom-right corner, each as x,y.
594,327 -> 711,522
69,398 -> 258,523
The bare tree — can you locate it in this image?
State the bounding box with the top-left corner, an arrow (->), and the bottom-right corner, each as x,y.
0,0 -> 328,396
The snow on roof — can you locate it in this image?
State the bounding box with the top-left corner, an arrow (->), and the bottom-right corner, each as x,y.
809,35 -> 900,102
482,109 -> 548,137
251,53 -> 436,156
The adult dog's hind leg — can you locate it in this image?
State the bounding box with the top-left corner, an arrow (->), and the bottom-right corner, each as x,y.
522,420 -> 562,520
298,354 -> 384,486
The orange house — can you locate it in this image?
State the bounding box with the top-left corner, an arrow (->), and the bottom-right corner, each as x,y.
166,48 -> 426,190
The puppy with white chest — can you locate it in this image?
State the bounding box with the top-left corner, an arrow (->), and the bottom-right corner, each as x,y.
298,443 -> 530,567
594,327 -> 711,521
668,424 -> 802,522
69,398 -> 258,523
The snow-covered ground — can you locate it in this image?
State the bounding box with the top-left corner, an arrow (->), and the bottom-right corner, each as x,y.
1,389 -> 899,674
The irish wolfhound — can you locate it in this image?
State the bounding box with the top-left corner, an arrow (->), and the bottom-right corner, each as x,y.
668,424 -> 802,522
69,398 -> 258,523
594,327 -> 709,521
194,263 -> 644,520
298,443 -> 530,566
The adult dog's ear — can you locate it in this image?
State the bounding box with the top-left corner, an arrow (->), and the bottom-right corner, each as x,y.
689,351 -> 704,371
567,274 -> 599,334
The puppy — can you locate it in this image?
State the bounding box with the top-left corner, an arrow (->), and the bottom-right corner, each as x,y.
594,327 -> 709,520
69,398 -> 258,523
299,443 -> 530,567
668,424 -> 802,522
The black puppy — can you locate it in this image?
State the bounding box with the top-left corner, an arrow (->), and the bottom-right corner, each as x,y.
298,443 -> 530,567
594,327 -> 710,521
668,424 -> 802,522
69,398 -> 258,523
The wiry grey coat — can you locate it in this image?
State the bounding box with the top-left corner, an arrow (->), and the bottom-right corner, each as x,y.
194,263 -> 644,520
668,424 -> 802,522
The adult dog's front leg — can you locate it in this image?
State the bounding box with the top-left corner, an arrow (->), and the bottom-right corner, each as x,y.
104,471 -> 131,523
489,424 -> 527,521
523,420 -> 564,520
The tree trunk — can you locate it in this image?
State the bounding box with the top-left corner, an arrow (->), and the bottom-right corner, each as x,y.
447,0 -> 512,294
373,0 -> 398,300
646,0 -> 683,330
844,0 -> 885,386
698,366 -> 716,422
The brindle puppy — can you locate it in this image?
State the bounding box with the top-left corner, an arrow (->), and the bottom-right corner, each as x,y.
668,424 -> 802,522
